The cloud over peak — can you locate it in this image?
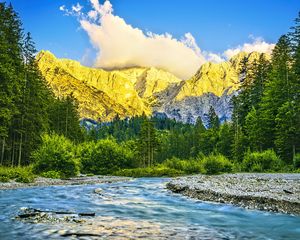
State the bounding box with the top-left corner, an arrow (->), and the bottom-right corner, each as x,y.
223,37 -> 275,59
60,1 -> 275,79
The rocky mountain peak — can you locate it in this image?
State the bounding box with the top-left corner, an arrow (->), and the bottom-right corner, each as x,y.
36,50 -> 267,125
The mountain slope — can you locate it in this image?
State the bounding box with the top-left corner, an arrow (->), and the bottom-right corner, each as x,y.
37,51 -> 181,121
36,50 -> 266,124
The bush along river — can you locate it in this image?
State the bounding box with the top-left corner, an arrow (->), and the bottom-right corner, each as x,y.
0,177 -> 300,239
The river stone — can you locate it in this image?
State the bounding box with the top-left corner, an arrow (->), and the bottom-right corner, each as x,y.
167,173 -> 300,215
94,188 -> 102,194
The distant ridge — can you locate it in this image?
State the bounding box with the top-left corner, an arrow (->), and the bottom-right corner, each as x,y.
36,50 -> 267,124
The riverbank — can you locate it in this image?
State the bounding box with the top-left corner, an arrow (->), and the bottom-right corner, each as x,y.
167,173 -> 300,215
0,175 -> 131,190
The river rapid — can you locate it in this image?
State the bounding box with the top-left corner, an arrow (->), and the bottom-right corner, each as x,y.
0,178 -> 299,239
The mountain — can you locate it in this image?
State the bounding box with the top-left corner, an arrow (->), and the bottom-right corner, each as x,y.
36,50 -> 265,124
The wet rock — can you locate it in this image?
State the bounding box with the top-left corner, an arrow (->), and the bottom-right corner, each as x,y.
15,208 -> 96,224
78,212 -> 95,217
283,189 -> 293,194
94,188 -> 103,194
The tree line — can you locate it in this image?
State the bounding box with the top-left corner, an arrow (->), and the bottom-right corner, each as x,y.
0,2 -> 83,167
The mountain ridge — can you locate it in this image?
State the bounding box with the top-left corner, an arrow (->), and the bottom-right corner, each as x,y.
36,50 -> 266,124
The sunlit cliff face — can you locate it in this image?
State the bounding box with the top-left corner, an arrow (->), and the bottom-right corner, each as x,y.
36,50 -> 268,123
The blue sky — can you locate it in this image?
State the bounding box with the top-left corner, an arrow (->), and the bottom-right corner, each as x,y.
4,0 -> 300,78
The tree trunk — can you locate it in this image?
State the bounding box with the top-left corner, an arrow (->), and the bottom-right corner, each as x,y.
1,137 -> 5,165
65,106 -> 68,136
148,123 -> 150,168
11,134 -> 15,167
18,132 -> 22,167
293,144 -> 296,166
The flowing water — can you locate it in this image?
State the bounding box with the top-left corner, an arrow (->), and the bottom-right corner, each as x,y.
0,178 -> 299,239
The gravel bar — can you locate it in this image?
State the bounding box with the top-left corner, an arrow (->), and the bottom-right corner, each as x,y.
167,173 -> 300,215
0,175 -> 131,190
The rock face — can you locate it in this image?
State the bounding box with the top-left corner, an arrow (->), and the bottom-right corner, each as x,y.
36,51 -> 265,124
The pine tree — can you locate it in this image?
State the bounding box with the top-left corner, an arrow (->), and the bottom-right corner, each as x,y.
48,96 -> 84,143
274,13 -> 300,162
275,101 -> 300,162
217,122 -> 234,158
245,107 -> 263,151
0,2 -> 24,165
138,118 -> 159,167
259,35 -> 292,150
191,117 -> 206,156
19,32 -> 52,165
207,106 -> 220,129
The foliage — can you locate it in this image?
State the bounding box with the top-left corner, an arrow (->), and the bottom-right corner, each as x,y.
32,134 -> 79,178
0,176 -> 9,183
114,166 -> 183,178
0,166 -> 35,183
40,170 -> 61,179
201,154 -> 234,174
163,157 -> 204,174
79,138 -> 136,175
137,118 -> 160,167
293,153 -> 300,168
242,150 -> 283,172
48,96 -> 85,143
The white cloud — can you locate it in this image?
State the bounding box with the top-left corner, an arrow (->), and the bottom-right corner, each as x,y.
61,0 -> 275,79
59,5 -> 65,11
72,3 -> 83,13
203,52 -> 225,63
78,1 -> 206,79
81,48 -> 94,66
88,10 -> 98,20
60,2 -> 83,16
223,37 -> 275,59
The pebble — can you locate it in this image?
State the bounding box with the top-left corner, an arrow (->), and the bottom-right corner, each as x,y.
167,173 -> 300,215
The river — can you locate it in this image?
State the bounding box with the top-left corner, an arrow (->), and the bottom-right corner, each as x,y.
0,178 -> 299,239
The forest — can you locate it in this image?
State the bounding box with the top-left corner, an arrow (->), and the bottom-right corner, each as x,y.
0,2 -> 299,181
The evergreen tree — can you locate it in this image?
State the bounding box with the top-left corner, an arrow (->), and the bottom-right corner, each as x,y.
245,107 -> 263,152
18,32 -> 52,165
259,35 -> 292,150
0,2 -> 24,165
137,118 -> 159,167
191,117 -> 206,156
207,106 -> 220,129
217,122 -> 234,158
48,96 -> 84,143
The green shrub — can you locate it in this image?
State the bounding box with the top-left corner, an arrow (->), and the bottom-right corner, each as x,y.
41,170 -> 61,179
32,134 -> 79,178
114,166 -> 183,177
163,157 -> 204,174
15,172 -> 35,183
79,139 -> 135,175
202,154 -> 233,174
0,176 -> 9,182
242,150 -> 282,172
293,154 -> 300,168
0,166 -> 35,183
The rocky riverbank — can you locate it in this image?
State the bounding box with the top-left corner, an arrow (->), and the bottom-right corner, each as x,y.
0,175 -> 130,190
167,173 -> 300,215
